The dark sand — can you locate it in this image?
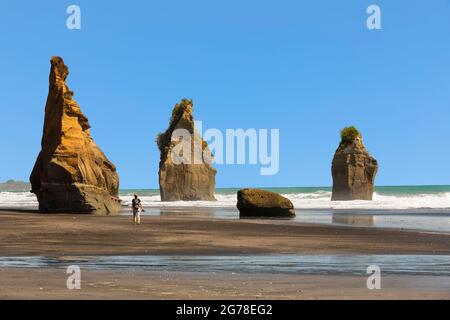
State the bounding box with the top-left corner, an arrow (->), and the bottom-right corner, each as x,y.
0,210 -> 450,299
1,268 -> 450,300
0,210 -> 449,256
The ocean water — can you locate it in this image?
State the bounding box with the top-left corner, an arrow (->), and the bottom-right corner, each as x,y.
1,186 -> 450,232
1,254 -> 450,276
119,186 -> 450,210
1,186 -> 449,210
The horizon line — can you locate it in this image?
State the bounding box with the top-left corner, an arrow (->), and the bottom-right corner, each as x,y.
118,184 -> 450,190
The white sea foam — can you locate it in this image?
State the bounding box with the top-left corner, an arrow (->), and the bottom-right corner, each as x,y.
0,192 -> 39,208
287,191 -> 450,210
2,191 -> 449,210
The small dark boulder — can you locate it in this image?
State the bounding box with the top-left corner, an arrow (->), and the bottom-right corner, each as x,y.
237,188 -> 295,218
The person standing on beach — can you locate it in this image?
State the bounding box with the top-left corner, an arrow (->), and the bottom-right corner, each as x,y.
131,194 -> 143,225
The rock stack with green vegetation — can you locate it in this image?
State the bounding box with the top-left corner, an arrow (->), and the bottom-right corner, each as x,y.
157,99 -> 216,201
331,126 -> 378,201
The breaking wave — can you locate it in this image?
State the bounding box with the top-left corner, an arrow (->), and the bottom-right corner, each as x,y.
2,188 -> 449,211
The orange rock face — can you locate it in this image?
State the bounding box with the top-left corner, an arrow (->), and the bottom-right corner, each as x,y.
30,57 -> 121,214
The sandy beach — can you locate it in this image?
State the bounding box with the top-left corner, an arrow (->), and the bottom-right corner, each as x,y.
1,268 -> 450,300
0,210 -> 449,256
0,210 -> 449,299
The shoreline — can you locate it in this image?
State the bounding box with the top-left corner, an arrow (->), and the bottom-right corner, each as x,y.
1,210 -> 450,299
0,210 -> 450,256
3,206 -> 450,235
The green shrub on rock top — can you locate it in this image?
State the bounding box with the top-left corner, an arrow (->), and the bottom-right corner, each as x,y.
156,98 -> 193,153
156,132 -> 166,153
340,126 -> 360,147
170,98 -> 193,127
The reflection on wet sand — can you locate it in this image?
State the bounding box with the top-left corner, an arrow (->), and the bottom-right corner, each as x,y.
330,212 -> 450,233
159,208 -> 215,218
332,213 -> 375,227
110,207 -> 450,233
135,207 -> 236,219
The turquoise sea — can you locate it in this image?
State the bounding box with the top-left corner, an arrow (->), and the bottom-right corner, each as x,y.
120,185 -> 450,197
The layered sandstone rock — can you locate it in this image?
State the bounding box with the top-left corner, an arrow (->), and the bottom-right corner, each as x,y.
331,127 -> 378,201
30,56 -> 121,214
157,99 -> 216,201
237,188 -> 295,217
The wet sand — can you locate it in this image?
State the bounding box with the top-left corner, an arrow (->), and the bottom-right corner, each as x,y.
1,268 -> 450,299
1,210 -> 450,299
0,210 -> 449,256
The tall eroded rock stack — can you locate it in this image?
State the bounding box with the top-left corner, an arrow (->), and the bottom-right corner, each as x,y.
331,127 -> 378,201
157,99 -> 216,201
30,56 -> 121,214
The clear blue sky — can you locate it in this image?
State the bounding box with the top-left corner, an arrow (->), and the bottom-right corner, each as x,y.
1,0 -> 450,188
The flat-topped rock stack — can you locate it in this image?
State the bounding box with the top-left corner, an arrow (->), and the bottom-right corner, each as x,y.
331,127 -> 378,201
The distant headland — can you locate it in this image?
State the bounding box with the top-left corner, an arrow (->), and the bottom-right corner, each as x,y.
0,180 -> 31,192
